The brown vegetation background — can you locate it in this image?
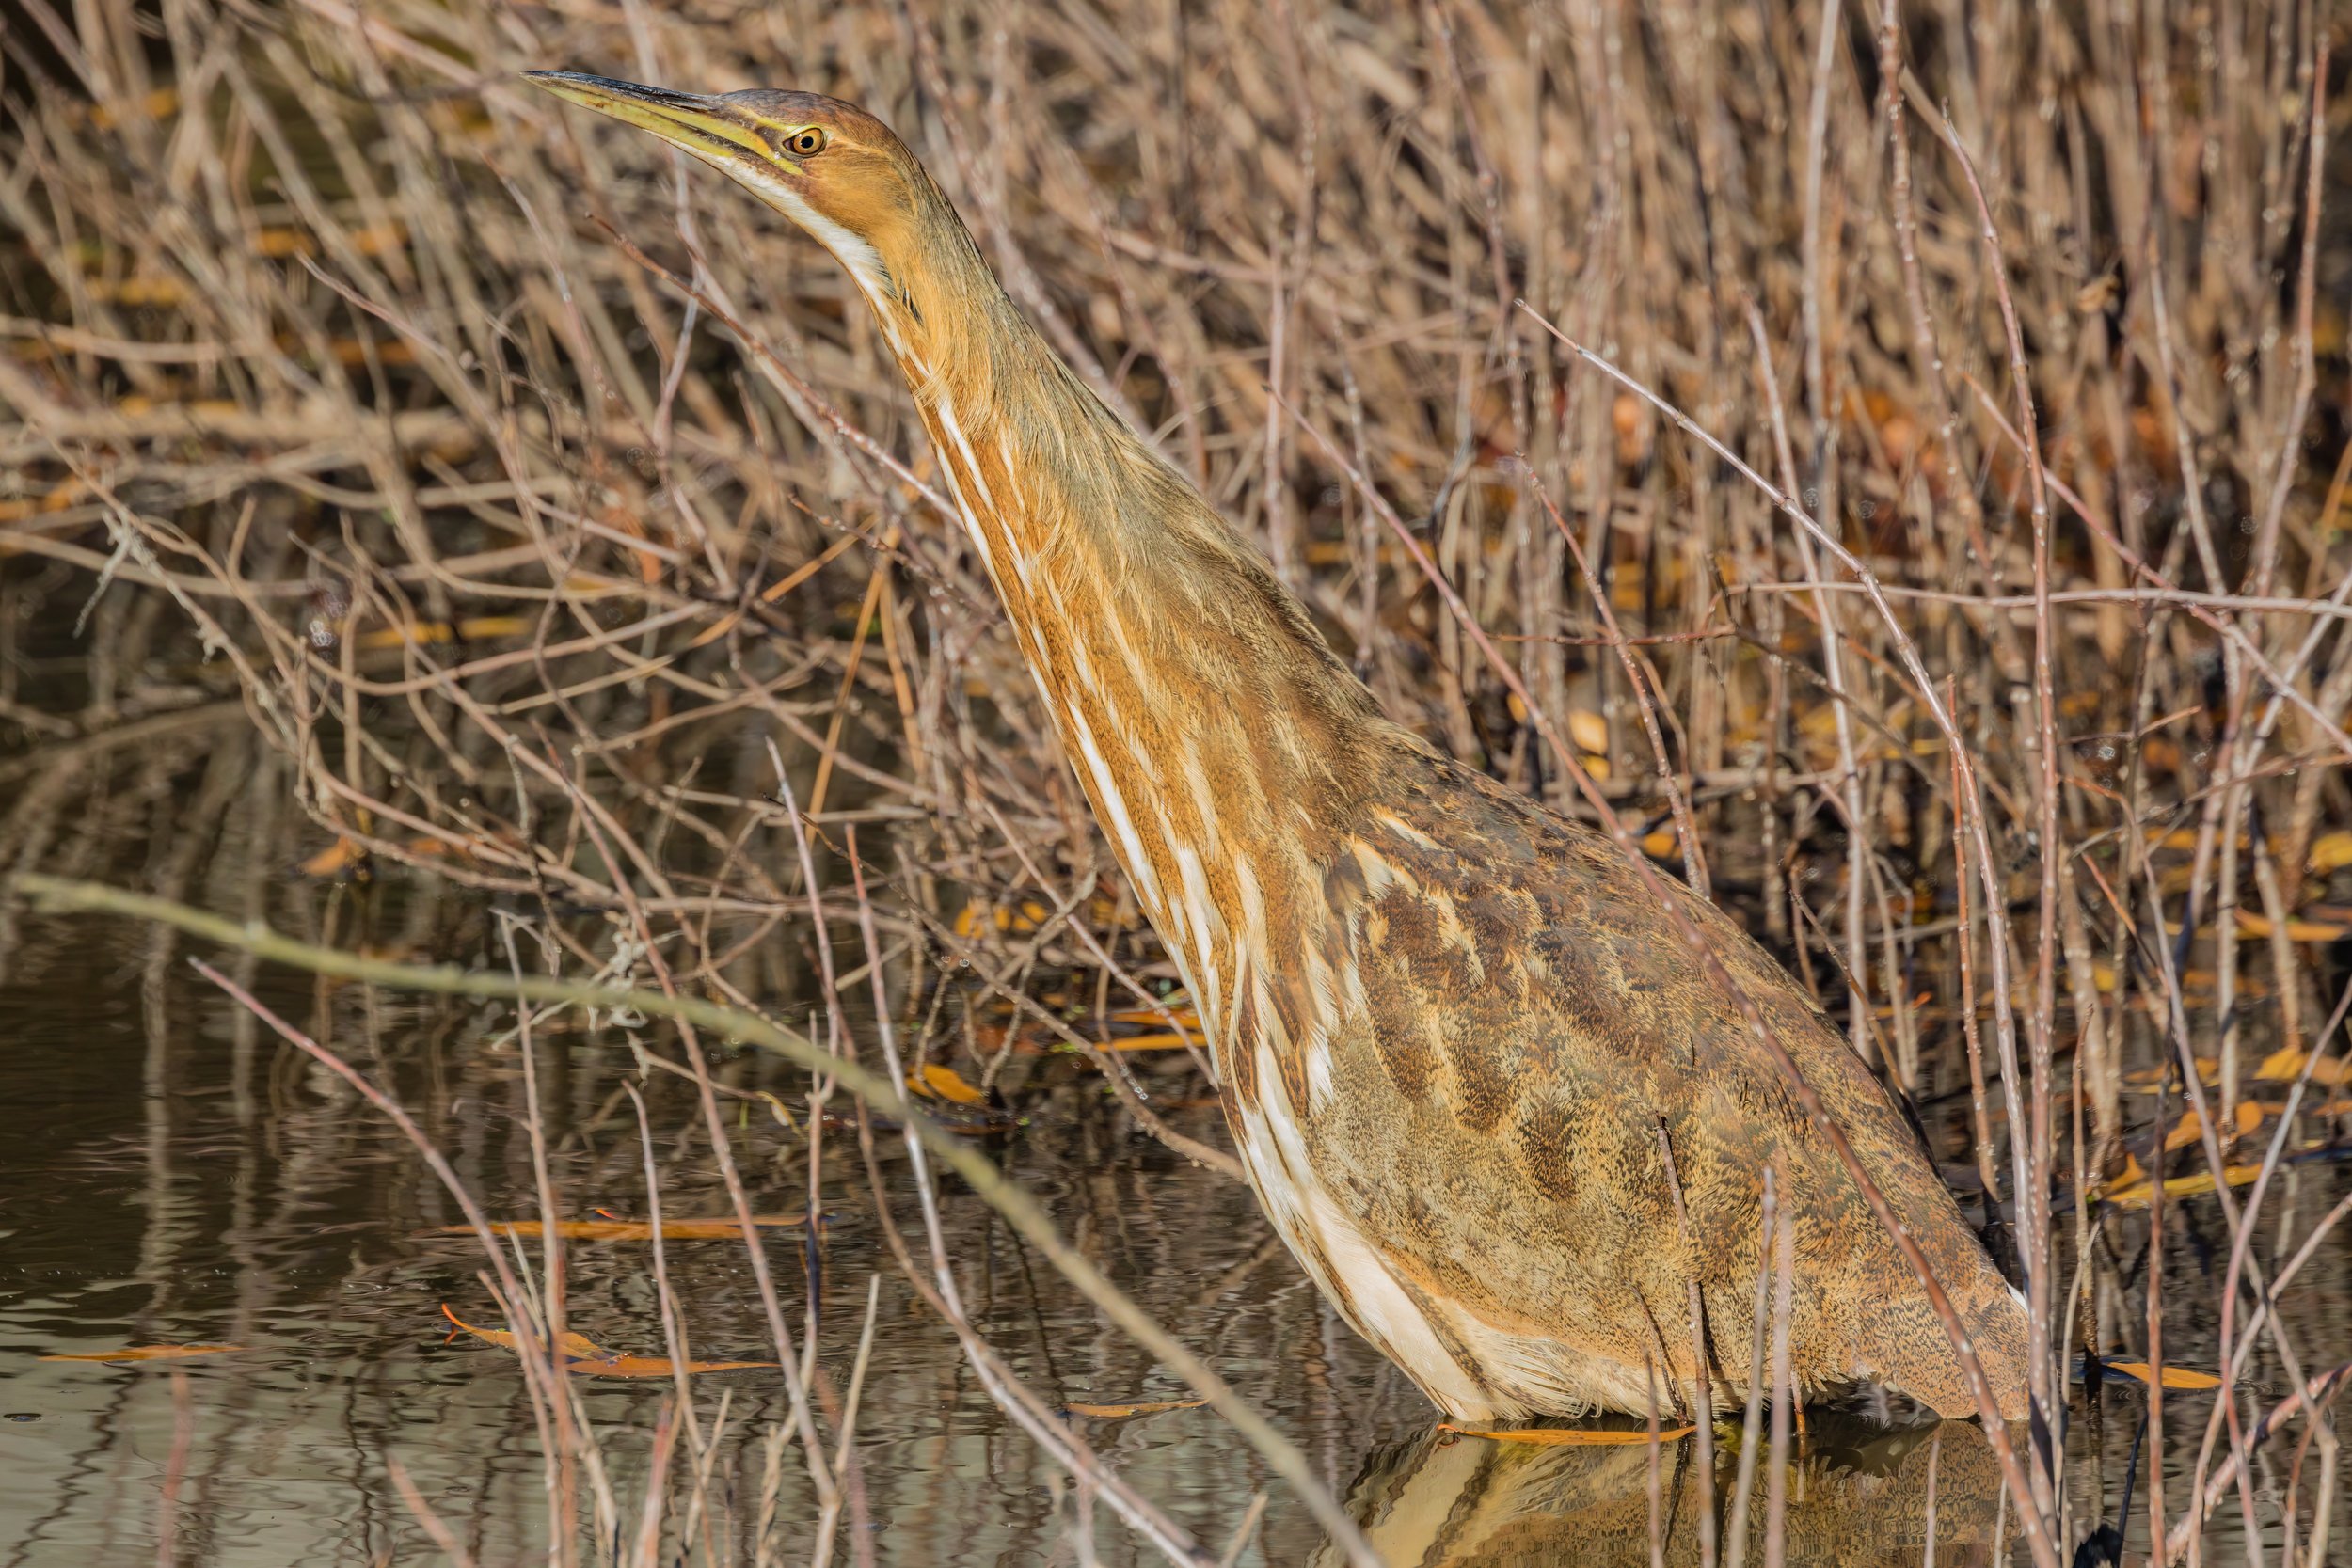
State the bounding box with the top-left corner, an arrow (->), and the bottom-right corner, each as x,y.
3,0 -> 2350,1562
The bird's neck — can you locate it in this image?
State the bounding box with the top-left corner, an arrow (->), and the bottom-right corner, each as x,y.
873,234 -> 1399,1064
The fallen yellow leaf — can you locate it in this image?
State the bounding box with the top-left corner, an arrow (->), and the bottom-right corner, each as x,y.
556,1351 -> 776,1378
2307,832 -> 2352,875
2160,1100 -> 2263,1152
2231,912 -> 2352,942
297,836 -> 368,879
439,1305 -> 605,1362
1109,1006 -> 1200,1031
438,1305 -> 775,1378
356,615 -> 531,651
951,898 -> 1056,938
401,835 -> 486,863
89,277 -> 189,307
1089,1032 -> 1194,1053
2090,963 -> 2224,996
1438,1422 -> 1696,1446
2254,1046 -> 2352,1087
2098,1156 -> 2268,1208
40,1344 -> 241,1363
2122,1057 -> 2220,1093
0,478 -> 91,522
2102,1360 -> 2223,1390
1567,709 -> 1610,754
83,87 -> 182,129
907,1064 -> 990,1105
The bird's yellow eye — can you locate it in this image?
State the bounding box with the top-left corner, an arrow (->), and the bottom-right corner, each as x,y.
785,127 -> 826,157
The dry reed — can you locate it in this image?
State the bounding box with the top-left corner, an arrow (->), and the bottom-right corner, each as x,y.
5,0 -> 2352,1562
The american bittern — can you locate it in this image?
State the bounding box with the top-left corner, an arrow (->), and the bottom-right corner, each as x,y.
530,71 -> 2029,1424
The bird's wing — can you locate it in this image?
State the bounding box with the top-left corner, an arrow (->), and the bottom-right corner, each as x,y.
1297,756 -> 2026,1417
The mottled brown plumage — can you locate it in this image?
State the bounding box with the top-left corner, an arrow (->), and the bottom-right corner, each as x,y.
532,71 -> 2029,1423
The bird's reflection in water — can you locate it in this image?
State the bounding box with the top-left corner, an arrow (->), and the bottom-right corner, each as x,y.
1318,1416 -> 2006,1568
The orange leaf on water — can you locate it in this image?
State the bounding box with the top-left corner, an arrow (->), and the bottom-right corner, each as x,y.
297,836 -> 367,879
2098,1156 -> 2268,1208
438,1216 -> 808,1242
2231,912 -> 2352,942
951,898 -> 1056,938
907,1064 -> 989,1105
440,1303 -> 607,1361
558,1352 -> 778,1379
355,615 -> 529,651
438,1305 -> 776,1378
2253,1047 -> 2351,1087
1089,1032 -> 1193,1053
1108,1006 -> 1201,1032
2309,832 -> 2352,876
1438,1422 -> 1696,1446
2160,1100 -> 2263,1151
1063,1399 -> 1207,1418
2122,1057 -> 2219,1093
2102,1361 -> 2223,1390
40,1344 -> 242,1363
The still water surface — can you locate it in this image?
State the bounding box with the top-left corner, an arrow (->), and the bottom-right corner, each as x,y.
2,747 -> 2345,1566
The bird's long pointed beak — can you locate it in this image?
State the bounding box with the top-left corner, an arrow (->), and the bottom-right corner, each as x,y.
525,71 -> 771,166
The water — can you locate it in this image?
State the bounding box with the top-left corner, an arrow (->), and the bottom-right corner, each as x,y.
2,728 -> 2347,1566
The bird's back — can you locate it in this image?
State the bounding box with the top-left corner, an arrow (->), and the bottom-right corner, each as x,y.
1220,739 -> 2028,1422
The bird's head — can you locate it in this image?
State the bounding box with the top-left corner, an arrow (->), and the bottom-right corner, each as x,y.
526,71 -> 947,335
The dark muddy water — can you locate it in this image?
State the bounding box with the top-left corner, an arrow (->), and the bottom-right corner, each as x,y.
2,726 -> 2347,1567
